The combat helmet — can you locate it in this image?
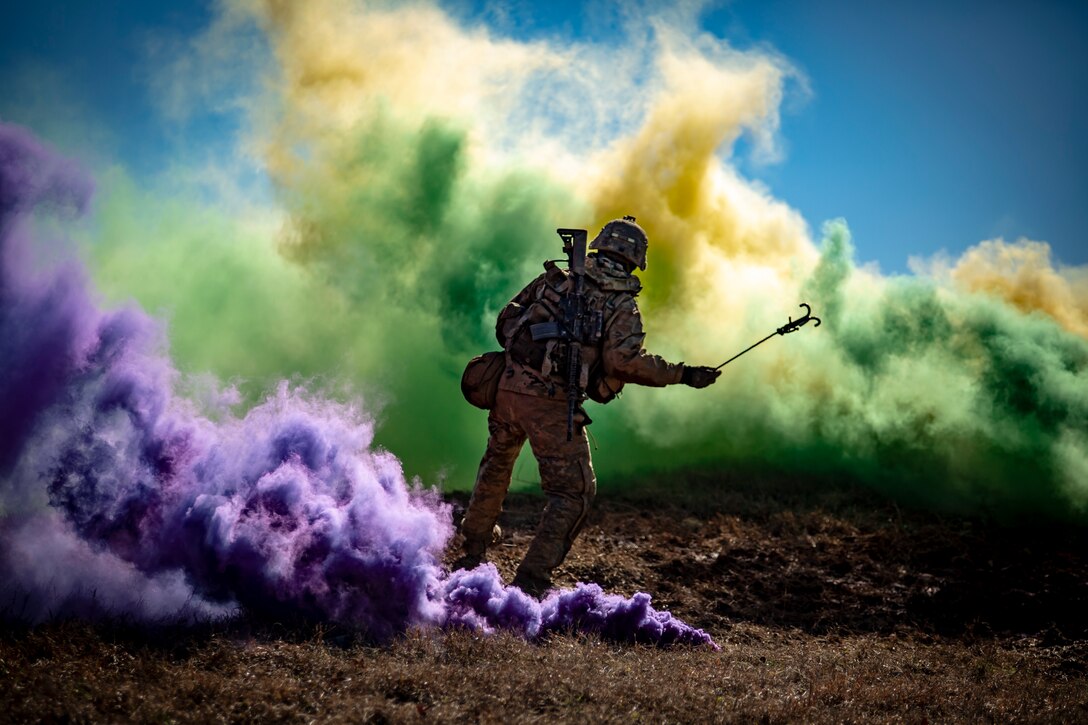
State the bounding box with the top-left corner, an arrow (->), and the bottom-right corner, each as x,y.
590,215 -> 648,271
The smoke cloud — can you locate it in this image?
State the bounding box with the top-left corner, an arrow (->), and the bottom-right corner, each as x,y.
928,238 -> 1088,339
25,0 -> 1085,520
0,123 -> 714,648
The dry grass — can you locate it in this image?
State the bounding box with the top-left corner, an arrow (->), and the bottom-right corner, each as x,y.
3,472 -> 1087,723
2,622 -> 1084,723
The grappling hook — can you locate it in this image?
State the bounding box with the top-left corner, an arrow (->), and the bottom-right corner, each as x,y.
714,303 -> 821,370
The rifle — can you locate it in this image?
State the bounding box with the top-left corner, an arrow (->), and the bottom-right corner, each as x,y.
529,228 -> 595,440
715,303 -> 821,370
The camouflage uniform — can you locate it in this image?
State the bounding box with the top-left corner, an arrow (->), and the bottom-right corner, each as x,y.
460,252 -> 687,593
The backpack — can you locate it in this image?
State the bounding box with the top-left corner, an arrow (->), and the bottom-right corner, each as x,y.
495,262 -> 627,405
460,351 -> 505,410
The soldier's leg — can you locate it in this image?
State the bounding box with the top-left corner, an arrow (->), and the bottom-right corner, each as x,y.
459,389 -> 526,561
514,396 -> 596,594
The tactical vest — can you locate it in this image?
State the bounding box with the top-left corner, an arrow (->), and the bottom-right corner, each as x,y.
496,258 -> 631,404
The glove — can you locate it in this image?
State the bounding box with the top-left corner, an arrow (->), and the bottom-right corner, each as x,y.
680,365 -> 721,389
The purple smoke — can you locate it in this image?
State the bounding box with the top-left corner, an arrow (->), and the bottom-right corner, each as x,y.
445,565 -> 716,647
0,124 -> 716,648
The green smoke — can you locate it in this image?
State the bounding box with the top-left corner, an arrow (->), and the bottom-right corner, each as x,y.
84,111 -> 584,485
585,221 -> 1088,520
806,222 -> 1088,516
87,168 -> 353,392
270,109 -> 591,482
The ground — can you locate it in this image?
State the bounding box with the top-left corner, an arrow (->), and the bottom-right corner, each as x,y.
3,471 -> 1086,723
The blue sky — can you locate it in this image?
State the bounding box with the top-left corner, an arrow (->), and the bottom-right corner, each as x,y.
1,0 -> 1085,272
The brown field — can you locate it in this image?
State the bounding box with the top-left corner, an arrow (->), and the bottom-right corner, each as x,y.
3,472 -> 1087,723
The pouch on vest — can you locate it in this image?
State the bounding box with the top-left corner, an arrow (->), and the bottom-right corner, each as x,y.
587,365 -> 624,404
461,351 -> 505,410
506,296 -> 562,371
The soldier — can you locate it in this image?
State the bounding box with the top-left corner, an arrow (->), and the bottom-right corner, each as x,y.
455,216 -> 721,597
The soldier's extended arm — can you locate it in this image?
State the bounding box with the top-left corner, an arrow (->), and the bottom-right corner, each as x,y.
601,298 -> 685,387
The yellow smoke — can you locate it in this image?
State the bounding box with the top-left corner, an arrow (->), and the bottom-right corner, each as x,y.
245,0 -> 575,185
946,239 -> 1088,339
583,34 -> 819,369
253,0 -> 554,120
587,41 -> 811,268
244,0 -> 811,249
238,0 -> 823,346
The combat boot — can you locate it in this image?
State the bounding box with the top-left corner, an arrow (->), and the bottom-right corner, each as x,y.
450,524 -> 503,572
511,569 -> 552,599
450,552 -> 486,571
